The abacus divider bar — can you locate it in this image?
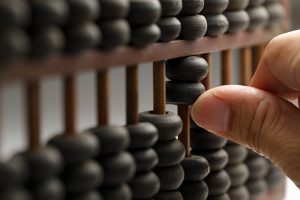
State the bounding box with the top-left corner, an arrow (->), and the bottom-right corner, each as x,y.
241,47 -> 253,85
97,70 -> 109,125
202,53 -> 212,89
126,65 -> 139,125
221,50 -> 232,85
26,79 -> 41,151
153,61 -> 166,114
64,74 -> 77,135
178,105 -> 190,157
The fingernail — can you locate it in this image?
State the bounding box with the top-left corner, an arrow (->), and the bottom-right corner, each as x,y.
192,94 -> 230,133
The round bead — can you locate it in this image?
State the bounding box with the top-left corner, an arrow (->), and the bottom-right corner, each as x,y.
128,122 -> 158,150
202,0 -> 229,15
131,24 -> 161,47
100,184 -> 132,200
100,0 -> 129,19
266,164 -> 283,189
166,56 -> 208,82
179,0 -> 204,16
181,155 -> 210,181
226,163 -> 249,187
128,0 -> 161,25
160,0 -> 183,17
246,179 -> 268,199
228,186 -> 250,200
205,14 -> 229,37
265,3 -> 285,27
155,191 -> 183,200
0,187 -> 31,200
99,19 -> 130,50
88,125 -> 129,156
101,151 -> 136,186
248,0 -> 266,7
225,144 -> 248,165
29,178 -> 64,200
157,17 -> 181,42
207,194 -> 230,200
154,165 -> 184,191
129,172 -> 160,199
179,15 -> 207,40
67,0 -> 100,24
246,156 -> 269,180
227,0 -> 249,10
225,10 -> 250,33
70,191 -> 102,200
265,0 -> 278,3
0,160 -> 27,189
193,149 -> 228,172
247,149 -> 259,158
180,181 -> 208,200
247,6 -> 269,30
48,133 -> 99,164
139,111 -> 183,141
131,148 -> 158,173
166,82 -> 205,105
205,170 -> 231,196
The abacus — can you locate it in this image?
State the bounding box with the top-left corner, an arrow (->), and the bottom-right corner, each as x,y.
0,0 -> 290,200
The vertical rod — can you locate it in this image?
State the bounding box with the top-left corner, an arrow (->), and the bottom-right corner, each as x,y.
153,61 -> 166,114
64,75 -> 76,135
97,70 -> 109,125
126,65 -> 139,125
178,105 -> 190,157
27,80 -> 41,151
241,47 -> 252,85
203,53 -> 212,89
252,45 -> 265,74
221,50 -> 232,85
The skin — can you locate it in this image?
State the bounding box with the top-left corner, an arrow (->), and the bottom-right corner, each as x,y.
191,30 -> 300,188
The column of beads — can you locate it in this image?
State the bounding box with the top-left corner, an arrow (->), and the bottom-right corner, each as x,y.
139,61 -> 184,200
203,0 -> 229,36
64,0 -> 101,53
157,0 -> 182,42
246,0 -> 269,30
88,70 -> 136,200
28,0 -> 68,57
264,0 -> 285,28
126,65 -> 160,200
98,0 -> 130,50
165,56 -> 210,200
128,0 -> 161,47
178,0 -> 207,40
49,75 -> 103,200
0,0 -> 30,60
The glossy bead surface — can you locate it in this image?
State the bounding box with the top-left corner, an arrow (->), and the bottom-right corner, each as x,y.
179,15 -> 207,40
181,155 -> 210,181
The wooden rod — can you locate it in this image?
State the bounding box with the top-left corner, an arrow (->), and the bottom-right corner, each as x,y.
97,70 -> 109,125
202,53 -> 212,89
153,61 -> 166,114
221,50 -> 232,85
252,45 -> 265,74
241,47 -> 252,85
64,75 -> 76,135
126,65 -> 139,125
178,105 -> 191,157
26,80 -> 41,151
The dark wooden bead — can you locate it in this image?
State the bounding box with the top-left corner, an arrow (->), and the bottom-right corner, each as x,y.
247,149 -> 259,158
265,0 -> 278,3
266,163 -> 284,189
160,0 -> 183,17
129,172 -> 160,199
128,123 -> 158,150
205,14 -> 229,37
227,0 -> 249,10
128,0 -> 161,25
225,10 -> 250,33
48,133 -> 99,164
131,24 -> 161,47
29,178 -> 64,200
154,165 -> 184,191
157,17 -> 181,42
0,160 -> 27,189
228,186 -> 250,200
246,179 -> 268,199
99,19 -> 130,50
181,156 -> 210,181
89,125 -> 129,155
180,181 -> 208,200
0,187 -> 32,200
246,156 -> 269,180
63,160 -> 104,194
265,3 -> 285,27
155,191 -> 183,200
247,6 -> 269,30
224,144 -> 248,165
100,184 -> 132,200
179,0 -> 204,16
101,151 -> 136,186
131,148 -> 158,173
205,170 -> 231,196
166,56 -> 208,82
100,0 -> 129,19
202,0 -> 229,15
154,139 -> 185,167
207,193 -> 230,200
70,191 -> 102,200
166,82 -> 205,105
179,15 -> 207,40
139,111 -> 183,141
65,22 -> 101,53
248,0 -> 266,7
192,149 -> 228,172
67,0 -> 100,24
225,163 -> 249,187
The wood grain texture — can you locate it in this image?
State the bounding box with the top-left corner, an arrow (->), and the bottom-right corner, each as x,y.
97,70 -> 109,125
64,75 -> 77,135
202,53 -> 212,89
178,105 -> 190,157
241,47 -> 252,85
126,65 -> 139,125
153,61 -> 166,115
221,50 -> 232,85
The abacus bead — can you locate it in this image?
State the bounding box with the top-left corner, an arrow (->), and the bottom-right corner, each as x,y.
193,149 -> 228,172
227,0 -> 249,10
100,184 -> 132,200
179,0 -> 204,16
202,0 -> 229,15
89,125 -> 129,155
265,0 -> 278,3
154,165 -> 184,191
246,156 -> 269,180
155,191 -> 183,200
225,143 -> 248,165
0,160 -> 27,189
157,17 -> 181,42
128,122 -> 158,150
248,0 -> 266,7
228,186 -> 250,200
205,170 -> 231,196
265,3 -> 285,27
181,155 -> 210,181
246,179 -> 268,199
29,178 -> 64,200
166,56 -> 208,82
247,6 -> 269,30
139,111 -> 183,141
99,19 -> 130,50
225,163 -> 249,187
205,14 -> 229,37
179,15 -> 207,40
131,149 -> 158,173
180,181 -> 208,200
48,133 -> 99,164
100,0 -> 129,19
166,82 -> 205,105
154,139 -> 186,167
207,194 -> 230,200
0,187 -> 32,200
131,24 -> 161,47
247,149 -> 259,158
266,164 -> 284,189
67,0 -> 100,23
160,0 -> 183,17
129,172 -> 160,199
225,10 -> 250,33
70,191 -> 102,200
128,0 -> 161,25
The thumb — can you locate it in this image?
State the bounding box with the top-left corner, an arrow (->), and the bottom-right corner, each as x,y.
191,85 -> 300,187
